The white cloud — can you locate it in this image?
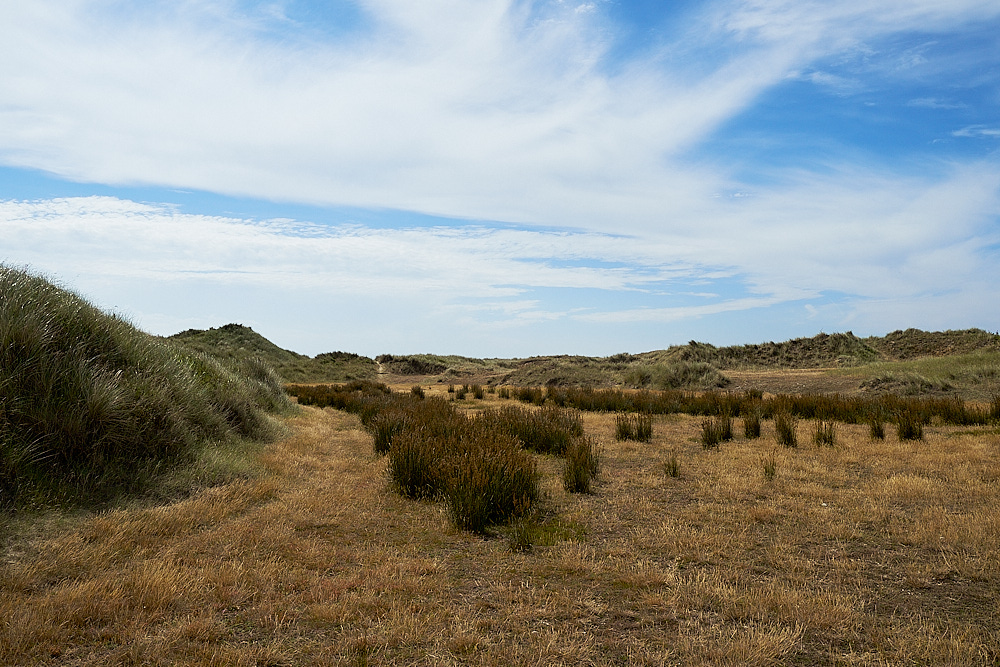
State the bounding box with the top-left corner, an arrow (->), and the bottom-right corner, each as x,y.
953,125 -> 1000,139
3,0 -> 995,233
1,1 -> 999,353
907,97 -> 967,110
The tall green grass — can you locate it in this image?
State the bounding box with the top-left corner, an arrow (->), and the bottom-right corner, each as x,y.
0,267 -> 291,509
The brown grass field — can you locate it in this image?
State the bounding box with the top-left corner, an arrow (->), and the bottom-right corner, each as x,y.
2,385 -> 998,666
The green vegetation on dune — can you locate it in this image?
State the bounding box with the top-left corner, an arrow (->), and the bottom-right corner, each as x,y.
170,325 -> 377,383
169,322 -> 1000,396
639,332 -> 883,370
869,327 -> 1000,360
0,267 -> 292,510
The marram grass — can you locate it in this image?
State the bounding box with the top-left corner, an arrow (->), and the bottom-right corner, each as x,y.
0,266 -> 291,508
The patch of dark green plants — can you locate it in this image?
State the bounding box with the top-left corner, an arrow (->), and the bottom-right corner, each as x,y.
774,412 -> 798,448
743,407 -> 762,439
664,452 -> 680,478
615,412 -> 653,442
562,437 -> 600,494
700,414 -> 733,449
290,382 -> 591,533
516,385 -> 993,427
813,420 -> 836,447
0,266 -> 292,511
476,405 -> 583,456
896,410 -> 925,441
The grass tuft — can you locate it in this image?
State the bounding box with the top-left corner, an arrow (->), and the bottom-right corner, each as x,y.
562,437 -> 600,494
774,412 -> 798,448
814,420 -> 836,447
700,414 -> 733,449
868,414 -> 886,440
615,413 -> 653,442
896,411 -> 925,441
743,408 -> 762,439
762,452 -> 778,481
664,452 -> 680,478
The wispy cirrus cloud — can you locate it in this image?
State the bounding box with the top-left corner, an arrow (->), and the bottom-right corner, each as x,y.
953,126 -> 1000,139
1,1 -> 999,355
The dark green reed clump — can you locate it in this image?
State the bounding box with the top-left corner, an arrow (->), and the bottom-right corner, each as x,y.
288,382 -> 579,533
699,414 -> 733,449
515,385 -> 991,427
814,420 -> 836,447
615,412 -> 653,442
774,412 -> 798,448
0,266 -> 291,509
896,410 -> 925,441
562,437 -> 601,494
476,404 -> 583,455
743,408 -> 762,439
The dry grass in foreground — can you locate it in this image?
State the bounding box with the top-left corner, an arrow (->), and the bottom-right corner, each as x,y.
2,395 -> 998,665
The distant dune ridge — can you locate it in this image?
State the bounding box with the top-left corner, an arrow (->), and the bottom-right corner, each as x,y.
171,322 -> 1000,391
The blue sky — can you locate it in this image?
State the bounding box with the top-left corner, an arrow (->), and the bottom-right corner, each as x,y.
1,0 -> 999,357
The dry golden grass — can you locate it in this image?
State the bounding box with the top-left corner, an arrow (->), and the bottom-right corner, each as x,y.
1,394 -> 998,665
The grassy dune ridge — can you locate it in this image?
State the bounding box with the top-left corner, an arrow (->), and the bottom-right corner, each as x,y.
0,266 -> 291,509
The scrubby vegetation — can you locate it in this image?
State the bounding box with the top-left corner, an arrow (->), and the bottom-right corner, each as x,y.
0,267 -> 291,510
615,412 -> 653,442
699,414 -> 734,448
286,382 -> 593,533
521,384 -> 999,427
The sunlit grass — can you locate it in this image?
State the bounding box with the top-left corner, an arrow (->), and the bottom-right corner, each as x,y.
3,403 -> 996,665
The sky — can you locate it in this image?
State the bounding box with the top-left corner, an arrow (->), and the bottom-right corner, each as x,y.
1,0 -> 999,358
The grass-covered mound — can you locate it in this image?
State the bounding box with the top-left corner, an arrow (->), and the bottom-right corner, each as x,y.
0,266 -> 291,509
170,324 -> 377,383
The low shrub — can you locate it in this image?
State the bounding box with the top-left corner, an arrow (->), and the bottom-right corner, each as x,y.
743,408 -> 762,439
700,414 -> 733,448
562,437 -> 600,494
444,436 -> 538,533
868,415 -> 886,440
515,386 -> 546,406
774,412 -> 798,448
410,385 -> 425,399
369,411 -> 408,455
387,429 -> 451,499
896,411 -> 924,441
615,413 -> 653,442
310,382 -> 546,532
814,420 -> 836,447
475,405 -> 582,455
